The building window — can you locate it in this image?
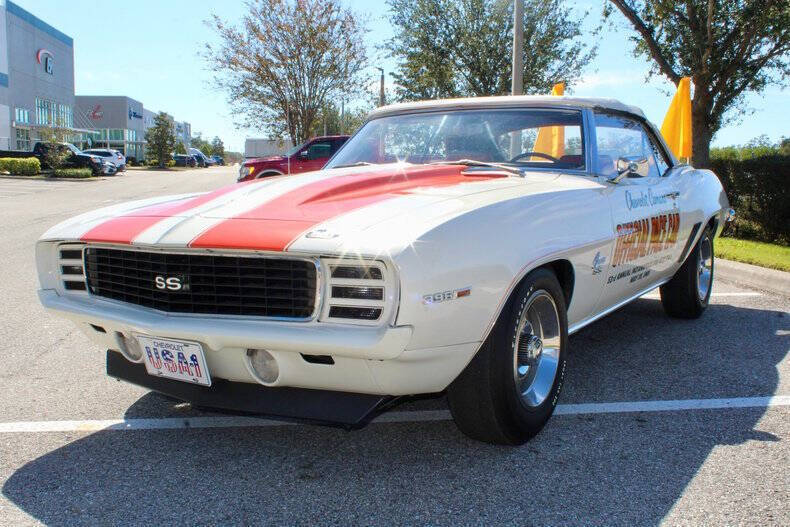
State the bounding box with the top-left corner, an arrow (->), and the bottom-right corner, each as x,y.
125,129 -> 137,142
108,129 -> 123,141
15,107 -> 30,124
34,98 -> 73,128
36,98 -> 49,125
15,128 -> 31,151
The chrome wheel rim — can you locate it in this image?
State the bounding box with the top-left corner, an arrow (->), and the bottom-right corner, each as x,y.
697,232 -> 713,301
514,290 -> 561,408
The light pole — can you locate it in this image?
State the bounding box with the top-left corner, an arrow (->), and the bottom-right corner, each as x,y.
511,0 -> 524,96
376,67 -> 385,107
340,99 -> 345,135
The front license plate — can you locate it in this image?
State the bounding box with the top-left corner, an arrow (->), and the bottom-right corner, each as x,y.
137,336 -> 211,386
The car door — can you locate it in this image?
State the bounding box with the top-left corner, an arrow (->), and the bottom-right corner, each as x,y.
592,111 -> 685,311
293,139 -> 333,173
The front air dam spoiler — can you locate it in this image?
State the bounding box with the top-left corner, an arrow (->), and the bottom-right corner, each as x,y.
106,350 -> 391,428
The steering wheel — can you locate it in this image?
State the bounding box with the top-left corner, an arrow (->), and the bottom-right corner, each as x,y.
509,151 -> 560,163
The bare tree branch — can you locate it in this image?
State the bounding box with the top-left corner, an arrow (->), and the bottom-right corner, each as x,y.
608,0 -> 682,84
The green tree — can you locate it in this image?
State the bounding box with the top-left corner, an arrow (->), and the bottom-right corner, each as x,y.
174,142 -> 187,155
606,0 -> 790,168
190,133 -> 212,154
308,103 -> 369,137
145,112 -> 177,168
204,0 -> 370,145
36,127 -> 73,170
210,136 -> 225,157
387,0 -> 596,101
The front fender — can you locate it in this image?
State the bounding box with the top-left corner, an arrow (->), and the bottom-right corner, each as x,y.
393,185 -> 612,351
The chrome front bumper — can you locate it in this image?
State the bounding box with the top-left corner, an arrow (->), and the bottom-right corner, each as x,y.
38,289 -> 412,361
39,289 -> 479,397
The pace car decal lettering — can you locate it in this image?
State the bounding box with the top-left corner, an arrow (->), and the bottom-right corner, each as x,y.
606,210 -> 680,286
611,211 -> 680,268
625,189 -> 671,211
606,253 -> 674,285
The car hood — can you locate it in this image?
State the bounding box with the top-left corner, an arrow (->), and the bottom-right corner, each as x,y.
42,163 -> 590,255
247,155 -> 285,164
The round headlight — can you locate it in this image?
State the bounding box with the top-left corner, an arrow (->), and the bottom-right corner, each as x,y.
245,348 -> 279,384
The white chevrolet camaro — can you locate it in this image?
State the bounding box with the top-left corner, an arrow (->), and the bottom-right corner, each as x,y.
36,96 -> 729,444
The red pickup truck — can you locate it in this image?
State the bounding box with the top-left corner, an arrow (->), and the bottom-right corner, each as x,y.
237,135 -> 349,182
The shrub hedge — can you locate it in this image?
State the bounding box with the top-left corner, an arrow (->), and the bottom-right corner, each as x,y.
0,157 -> 41,176
53,168 -> 93,178
144,159 -> 176,168
710,154 -> 789,245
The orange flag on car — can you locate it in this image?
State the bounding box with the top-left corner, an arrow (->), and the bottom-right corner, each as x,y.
661,77 -> 693,160
532,83 -> 565,160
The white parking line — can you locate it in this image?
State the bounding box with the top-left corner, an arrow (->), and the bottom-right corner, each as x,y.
1,395 -> 787,434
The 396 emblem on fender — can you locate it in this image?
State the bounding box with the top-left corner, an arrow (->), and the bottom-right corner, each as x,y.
422,287 -> 471,304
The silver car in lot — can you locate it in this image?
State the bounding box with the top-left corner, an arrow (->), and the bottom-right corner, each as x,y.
84,149 -> 126,172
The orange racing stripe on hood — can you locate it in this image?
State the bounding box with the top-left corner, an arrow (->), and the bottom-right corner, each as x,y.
80,185 -> 240,245
189,165 -> 506,251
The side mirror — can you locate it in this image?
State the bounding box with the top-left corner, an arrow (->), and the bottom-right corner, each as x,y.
609,157 -> 646,183
298,150 -> 309,160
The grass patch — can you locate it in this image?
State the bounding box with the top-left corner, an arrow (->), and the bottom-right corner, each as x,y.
53,168 -> 94,179
716,237 -> 790,272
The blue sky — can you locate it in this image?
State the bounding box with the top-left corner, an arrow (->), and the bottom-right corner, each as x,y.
18,0 -> 789,152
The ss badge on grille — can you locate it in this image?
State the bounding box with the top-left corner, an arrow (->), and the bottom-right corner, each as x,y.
155,275 -> 189,291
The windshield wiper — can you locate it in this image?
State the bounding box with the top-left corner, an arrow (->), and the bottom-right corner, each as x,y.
331,161 -> 375,169
429,159 -> 523,176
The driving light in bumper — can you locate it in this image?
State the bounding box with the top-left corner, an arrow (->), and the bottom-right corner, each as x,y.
115,332 -> 144,363
245,348 -> 279,384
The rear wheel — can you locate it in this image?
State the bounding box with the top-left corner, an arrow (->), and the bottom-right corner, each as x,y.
660,226 -> 714,319
447,267 -> 568,445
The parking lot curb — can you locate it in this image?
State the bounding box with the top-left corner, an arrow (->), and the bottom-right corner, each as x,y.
0,175 -> 103,182
716,258 -> 790,297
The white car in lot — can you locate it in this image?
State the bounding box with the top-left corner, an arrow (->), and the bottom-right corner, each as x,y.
83,149 -> 126,172
36,96 -> 729,444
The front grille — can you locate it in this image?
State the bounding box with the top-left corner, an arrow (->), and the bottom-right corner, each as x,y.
84,247 -> 317,318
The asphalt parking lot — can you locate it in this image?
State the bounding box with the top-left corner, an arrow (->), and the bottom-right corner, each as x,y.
0,166 -> 787,526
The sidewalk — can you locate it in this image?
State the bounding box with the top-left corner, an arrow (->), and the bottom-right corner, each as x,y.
716,258 -> 790,297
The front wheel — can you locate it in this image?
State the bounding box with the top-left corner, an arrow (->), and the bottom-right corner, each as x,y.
447,267 -> 568,445
660,225 -> 714,319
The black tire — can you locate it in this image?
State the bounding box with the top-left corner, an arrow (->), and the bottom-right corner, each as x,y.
660,225 -> 714,319
447,267 -> 568,445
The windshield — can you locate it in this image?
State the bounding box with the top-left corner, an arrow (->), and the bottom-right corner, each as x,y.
326,108 -> 585,171
65,143 -> 82,155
